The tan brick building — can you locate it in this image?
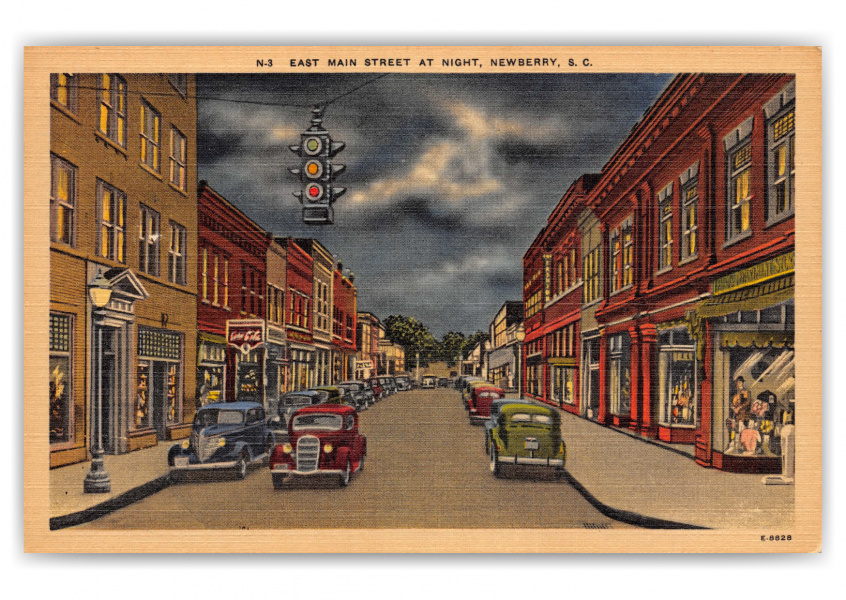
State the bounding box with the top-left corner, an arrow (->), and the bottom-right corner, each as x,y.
49,73 -> 198,467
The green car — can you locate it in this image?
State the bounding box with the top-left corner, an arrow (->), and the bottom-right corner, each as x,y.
489,403 -> 566,478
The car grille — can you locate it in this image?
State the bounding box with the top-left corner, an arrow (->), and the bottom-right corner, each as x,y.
296,436 -> 320,472
197,431 -> 219,463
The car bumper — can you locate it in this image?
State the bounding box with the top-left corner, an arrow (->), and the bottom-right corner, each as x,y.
496,455 -> 564,467
171,459 -> 239,470
469,413 -> 488,424
271,464 -> 345,477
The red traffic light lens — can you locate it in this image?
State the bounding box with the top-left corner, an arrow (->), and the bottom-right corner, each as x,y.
306,183 -> 323,201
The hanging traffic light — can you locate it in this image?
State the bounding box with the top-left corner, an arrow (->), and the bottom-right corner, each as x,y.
288,105 -> 346,225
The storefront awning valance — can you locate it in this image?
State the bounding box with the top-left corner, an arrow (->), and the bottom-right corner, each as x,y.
719,331 -> 793,349
199,331 -> 227,346
697,274 -> 794,320
548,357 -> 577,367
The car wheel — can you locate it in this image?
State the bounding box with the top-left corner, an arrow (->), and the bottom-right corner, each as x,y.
265,434 -> 275,456
235,451 -> 249,480
357,455 -> 365,473
490,447 -> 503,478
339,458 -> 351,487
271,473 -> 287,490
484,433 -> 490,455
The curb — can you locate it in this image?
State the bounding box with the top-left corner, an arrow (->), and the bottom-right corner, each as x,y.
559,469 -> 709,530
49,473 -> 173,531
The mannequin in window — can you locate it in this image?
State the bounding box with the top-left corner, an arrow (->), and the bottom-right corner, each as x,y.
731,377 -> 752,422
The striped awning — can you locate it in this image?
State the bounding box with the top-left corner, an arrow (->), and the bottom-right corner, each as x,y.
697,274 -> 794,320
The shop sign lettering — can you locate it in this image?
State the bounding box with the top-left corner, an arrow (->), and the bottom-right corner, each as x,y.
713,251 -> 794,295
227,324 -> 264,352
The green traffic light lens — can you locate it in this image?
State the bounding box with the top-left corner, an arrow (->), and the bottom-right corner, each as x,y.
306,139 -> 319,151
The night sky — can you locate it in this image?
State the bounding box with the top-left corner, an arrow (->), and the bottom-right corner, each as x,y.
196,73 -> 673,338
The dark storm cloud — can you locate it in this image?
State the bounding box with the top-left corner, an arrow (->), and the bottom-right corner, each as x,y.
196,72 -> 673,336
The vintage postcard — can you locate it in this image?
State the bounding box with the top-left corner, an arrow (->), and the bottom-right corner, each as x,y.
23,46 -> 822,553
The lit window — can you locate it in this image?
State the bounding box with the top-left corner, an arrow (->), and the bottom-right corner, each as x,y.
657,183 -> 673,270
767,107 -> 795,221
140,101 -> 161,172
50,155 -> 75,246
50,73 -> 77,113
97,179 -> 126,263
99,74 -> 127,147
170,128 -> 187,190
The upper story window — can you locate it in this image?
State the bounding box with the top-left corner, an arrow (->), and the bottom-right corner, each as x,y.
680,162 -> 700,261
96,179 -> 126,263
140,101 -> 161,172
764,83 -> 796,224
138,204 -> 160,276
169,128 -> 187,191
657,183 -> 673,271
525,289 -> 542,319
610,216 -> 634,293
168,221 -> 187,285
168,74 -> 188,97
50,155 -> 76,246
583,246 -> 601,304
723,116 -> 755,243
50,73 -> 77,113
99,74 -> 127,147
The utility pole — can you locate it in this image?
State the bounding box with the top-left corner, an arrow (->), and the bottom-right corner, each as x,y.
416,350 -> 420,381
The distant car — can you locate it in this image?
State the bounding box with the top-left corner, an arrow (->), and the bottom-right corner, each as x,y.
269,391 -> 324,432
338,381 -> 371,410
310,385 -> 352,405
168,401 -> 275,480
269,404 -> 367,489
379,377 -> 397,395
421,375 -> 437,389
394,375 -> 412,391
489,403 -> 565,478
438,377 -> 451,388
468,385 -> 506,425
366,377 -> 385,400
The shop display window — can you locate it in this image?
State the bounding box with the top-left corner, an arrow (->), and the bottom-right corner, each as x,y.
135,361 -> 152,430
608,334 -> 631,415
49,313 -> 73,444
723,345 -> 794,457
658,327 -> 697,427
167,364 -> 179,423
551,366 -> 576,406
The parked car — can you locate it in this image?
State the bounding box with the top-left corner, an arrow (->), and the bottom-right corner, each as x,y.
379,377 -> 397,395
394,375 -> 412,391
269,390 -> 324,432
438,377 -> 451,388
484,398 -> 526,455
168,401 -> 275,480
461,379 -> 489,408
338,380 -> 371,410
488,403 -> 565,478
269,404 -> 367,489
310,385 -> 352,405
421,375 -> 437,389
468,385 -> 506,425
367,377 -> 385,400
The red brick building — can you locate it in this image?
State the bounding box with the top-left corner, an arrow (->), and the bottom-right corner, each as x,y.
281,238 -> 315,390
197,182 -> 270,405
523,74 -> 796,473
332,268 -> 357,381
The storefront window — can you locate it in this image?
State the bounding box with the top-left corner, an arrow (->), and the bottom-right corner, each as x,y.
608,334 -> 631,415
50,313 -> 73,444
658,327 -> 696,426
135,361 -> 152,429
723,345 -> 794,457
237,349 -> 261,401
198,365 -> 223,405
551,366 -> 576,406
167,364 -> 180,423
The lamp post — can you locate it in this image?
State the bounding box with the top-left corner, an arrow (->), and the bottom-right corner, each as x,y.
515,327 -> 526,399
84,268 -> 112,494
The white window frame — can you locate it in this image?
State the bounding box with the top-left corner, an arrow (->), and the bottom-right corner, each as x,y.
50,73 -> 77,113
168,221 -> 187,285
99,74 -> 127,147
97,179 -> 126,263
169,127 -> 187,190
138,204 -> 160,276
140,100 -> 161,172
50,155 -> 76,246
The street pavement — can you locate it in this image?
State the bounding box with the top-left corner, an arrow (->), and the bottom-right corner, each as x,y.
51,387 -> 794,530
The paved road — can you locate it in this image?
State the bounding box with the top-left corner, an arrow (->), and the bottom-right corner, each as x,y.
77,388 -> 630,529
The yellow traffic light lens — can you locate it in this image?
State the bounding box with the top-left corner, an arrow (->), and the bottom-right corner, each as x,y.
307,163 -> 319,175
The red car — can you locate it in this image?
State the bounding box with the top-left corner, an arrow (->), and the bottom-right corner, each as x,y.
468,385 -> 506,425
366,377 -> 385,400
269,404 -> 367,489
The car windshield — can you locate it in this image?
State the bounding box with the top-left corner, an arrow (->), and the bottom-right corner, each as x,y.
509,413 -> 552,425
283,395 -> 314,407
195,409 -> 244,427
292,414 -> 343,431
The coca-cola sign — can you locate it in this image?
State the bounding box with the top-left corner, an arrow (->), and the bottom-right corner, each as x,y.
227,320 -> 265,353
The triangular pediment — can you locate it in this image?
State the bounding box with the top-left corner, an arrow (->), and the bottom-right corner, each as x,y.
104,268 -> 150,301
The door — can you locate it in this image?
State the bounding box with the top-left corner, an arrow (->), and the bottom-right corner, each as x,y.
152,362 -> 168,440
99,327 -> 118,453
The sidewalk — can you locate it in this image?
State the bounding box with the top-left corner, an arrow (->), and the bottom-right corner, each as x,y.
50,442 -> 174,528
558,410 -> 794,529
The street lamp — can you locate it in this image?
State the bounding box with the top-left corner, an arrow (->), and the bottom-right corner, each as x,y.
515,327 -> 526,399
84,268 -> 112,494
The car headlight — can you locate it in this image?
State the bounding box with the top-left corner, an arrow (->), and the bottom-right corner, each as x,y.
282,443 -> 293,454
181,440 -> 190,449
323,443 -> 333,453
218,437 -> 226,447
559,441 -> 565,455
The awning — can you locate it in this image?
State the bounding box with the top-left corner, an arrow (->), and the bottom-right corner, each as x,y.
198,331 -> 227,346
697,274 -> 794,320
719,331 -> 793,348
548,357 -> 577,367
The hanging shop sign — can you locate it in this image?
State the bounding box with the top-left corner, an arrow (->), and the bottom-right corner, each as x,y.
227,320 -> 265,353
712,251 -> 794,295
287,329 -> 313,344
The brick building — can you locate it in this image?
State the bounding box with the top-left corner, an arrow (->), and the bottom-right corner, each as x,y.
281,239 -> 315,390
49,73 -> 198,467
332,268 -> 358,381
522,74 -> 796,473
355,311 -> 383,379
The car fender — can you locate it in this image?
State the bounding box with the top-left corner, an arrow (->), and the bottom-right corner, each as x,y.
167,443 -> 185,466
230,440 -> 251,462
335,446 -> 351,468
